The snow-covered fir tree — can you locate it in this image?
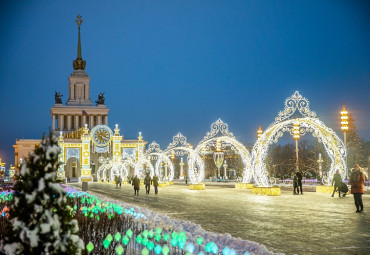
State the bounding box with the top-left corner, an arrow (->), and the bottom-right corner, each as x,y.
1,133 -> 83,254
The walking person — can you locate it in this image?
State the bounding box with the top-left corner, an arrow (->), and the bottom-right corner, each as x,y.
132,175 -> 140,195
296,171 -> 303,194
331,170 -> 342,197
292,172 -> 299,195
144,173 -> 152,194
152,174 -> 159,195
349,164 -> 365,213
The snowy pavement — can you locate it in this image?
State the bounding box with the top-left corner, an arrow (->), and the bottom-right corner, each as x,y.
71,183 -> 370,255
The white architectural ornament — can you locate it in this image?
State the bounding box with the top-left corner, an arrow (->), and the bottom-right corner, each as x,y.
203,118 -> 235,140
65,148 -> 81,163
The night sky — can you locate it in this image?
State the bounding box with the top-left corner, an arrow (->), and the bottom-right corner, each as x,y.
1,1 -> 370,167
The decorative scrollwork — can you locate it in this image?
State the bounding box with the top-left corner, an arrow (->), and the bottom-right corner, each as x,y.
167,133 -> 190,151
203,119 -> 235,140
274,91 -> 317,124
146,141 -> 162,154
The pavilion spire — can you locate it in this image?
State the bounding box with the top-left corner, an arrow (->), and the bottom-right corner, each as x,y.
73,15 -> 86,70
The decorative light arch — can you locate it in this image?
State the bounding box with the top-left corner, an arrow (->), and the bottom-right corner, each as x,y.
96,157 -> 126,182
145,141 -> 174,182
189,119 -> 253,184
252,91 -> 346,186
135,155 -> 155,178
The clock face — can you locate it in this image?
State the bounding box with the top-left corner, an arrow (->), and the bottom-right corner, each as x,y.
91,125 -> 112,146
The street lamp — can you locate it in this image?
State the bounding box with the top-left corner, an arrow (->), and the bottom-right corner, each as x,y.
341,104 -> 349,178
293,119 -> 300,170
213,139 -> 224,179
179,157 -> 185,180
223,160 -> 228,179
257,125 -> 263,139
341,104 -> 348,145
317,153 -> 324,181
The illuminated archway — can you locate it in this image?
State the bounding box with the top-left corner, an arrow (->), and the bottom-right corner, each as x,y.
146,141 -> 174,182
96,157 -> 130,183
189,119 -> 253,184
252,91 -> 346,186
135,156 -> 155,179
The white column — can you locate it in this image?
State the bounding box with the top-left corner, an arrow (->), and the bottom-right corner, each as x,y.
67,115 -> 72,131
75,115 -> 79,130
104,115 -> 108,125
90,115 -> 94,128
52,115 -> 56,131
60,114 -> 64,131
82,115 -> 86,127
70,84 -> 74,100
98,115 -> 102,125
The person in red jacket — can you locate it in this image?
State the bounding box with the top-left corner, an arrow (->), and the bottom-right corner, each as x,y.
349,164 -> 366,213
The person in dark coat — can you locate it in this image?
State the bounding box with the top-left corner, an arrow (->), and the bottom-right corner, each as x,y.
292,173 -> 299,195
152,174 -> 159,194
296,171 -> 303,194
349,164 -> 366,213
144,174 -> 152,194
331,170 -> 342,197
132,175 -> 140,195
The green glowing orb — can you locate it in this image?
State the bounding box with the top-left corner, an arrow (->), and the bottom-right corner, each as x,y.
163,234 -> 170,241
116,245 -> 124,255
126,229 -> 133,238
103,239 -> 110,249
147,241 -> 155,250
122,235 -> 130,245
196,237 -> 204,245
136,235 -> 143,244
162,245 -> 170,255
141,247 -> 149,255
115,232 -> 122,241
86,242 -> 94,252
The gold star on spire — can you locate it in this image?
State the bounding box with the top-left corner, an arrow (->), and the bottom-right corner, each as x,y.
75,15 -> 83,28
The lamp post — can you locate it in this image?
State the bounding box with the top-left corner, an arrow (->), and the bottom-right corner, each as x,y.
213,139 -> 224,179
257,125 -> 263,139
341,104 -> 349,178
341,104 -> 348,146
179,157 -> 184,180
317,153 -> 324,181
293,119 -> 300,170
223,160 -> 228,179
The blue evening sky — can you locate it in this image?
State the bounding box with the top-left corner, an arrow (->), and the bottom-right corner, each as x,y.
0,0 -> 369,166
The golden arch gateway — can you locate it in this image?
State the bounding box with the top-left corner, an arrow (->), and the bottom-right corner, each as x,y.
251,91 -> 347,186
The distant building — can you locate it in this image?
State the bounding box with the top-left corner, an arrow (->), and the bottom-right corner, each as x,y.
14,16 -> 147,181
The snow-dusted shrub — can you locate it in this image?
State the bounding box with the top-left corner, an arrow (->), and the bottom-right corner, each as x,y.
0,133 -> 84,255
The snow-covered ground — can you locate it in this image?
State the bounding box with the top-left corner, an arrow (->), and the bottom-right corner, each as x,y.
69,185 -> 278,255
71,183 -> 370,255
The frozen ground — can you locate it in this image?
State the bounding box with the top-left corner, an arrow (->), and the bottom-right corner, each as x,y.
71,183 -> 370,255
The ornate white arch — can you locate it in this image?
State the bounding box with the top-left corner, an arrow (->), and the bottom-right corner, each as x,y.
135,156 -> 155,179
145,141 -> 174,182
96,157 -> 130,182
252,91 -> 346,186
189,119 -> 253,184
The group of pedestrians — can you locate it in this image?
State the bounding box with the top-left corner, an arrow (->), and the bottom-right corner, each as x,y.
331,164 -> 365,213
293,164 -> 366,213
131,174 -> 159,195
